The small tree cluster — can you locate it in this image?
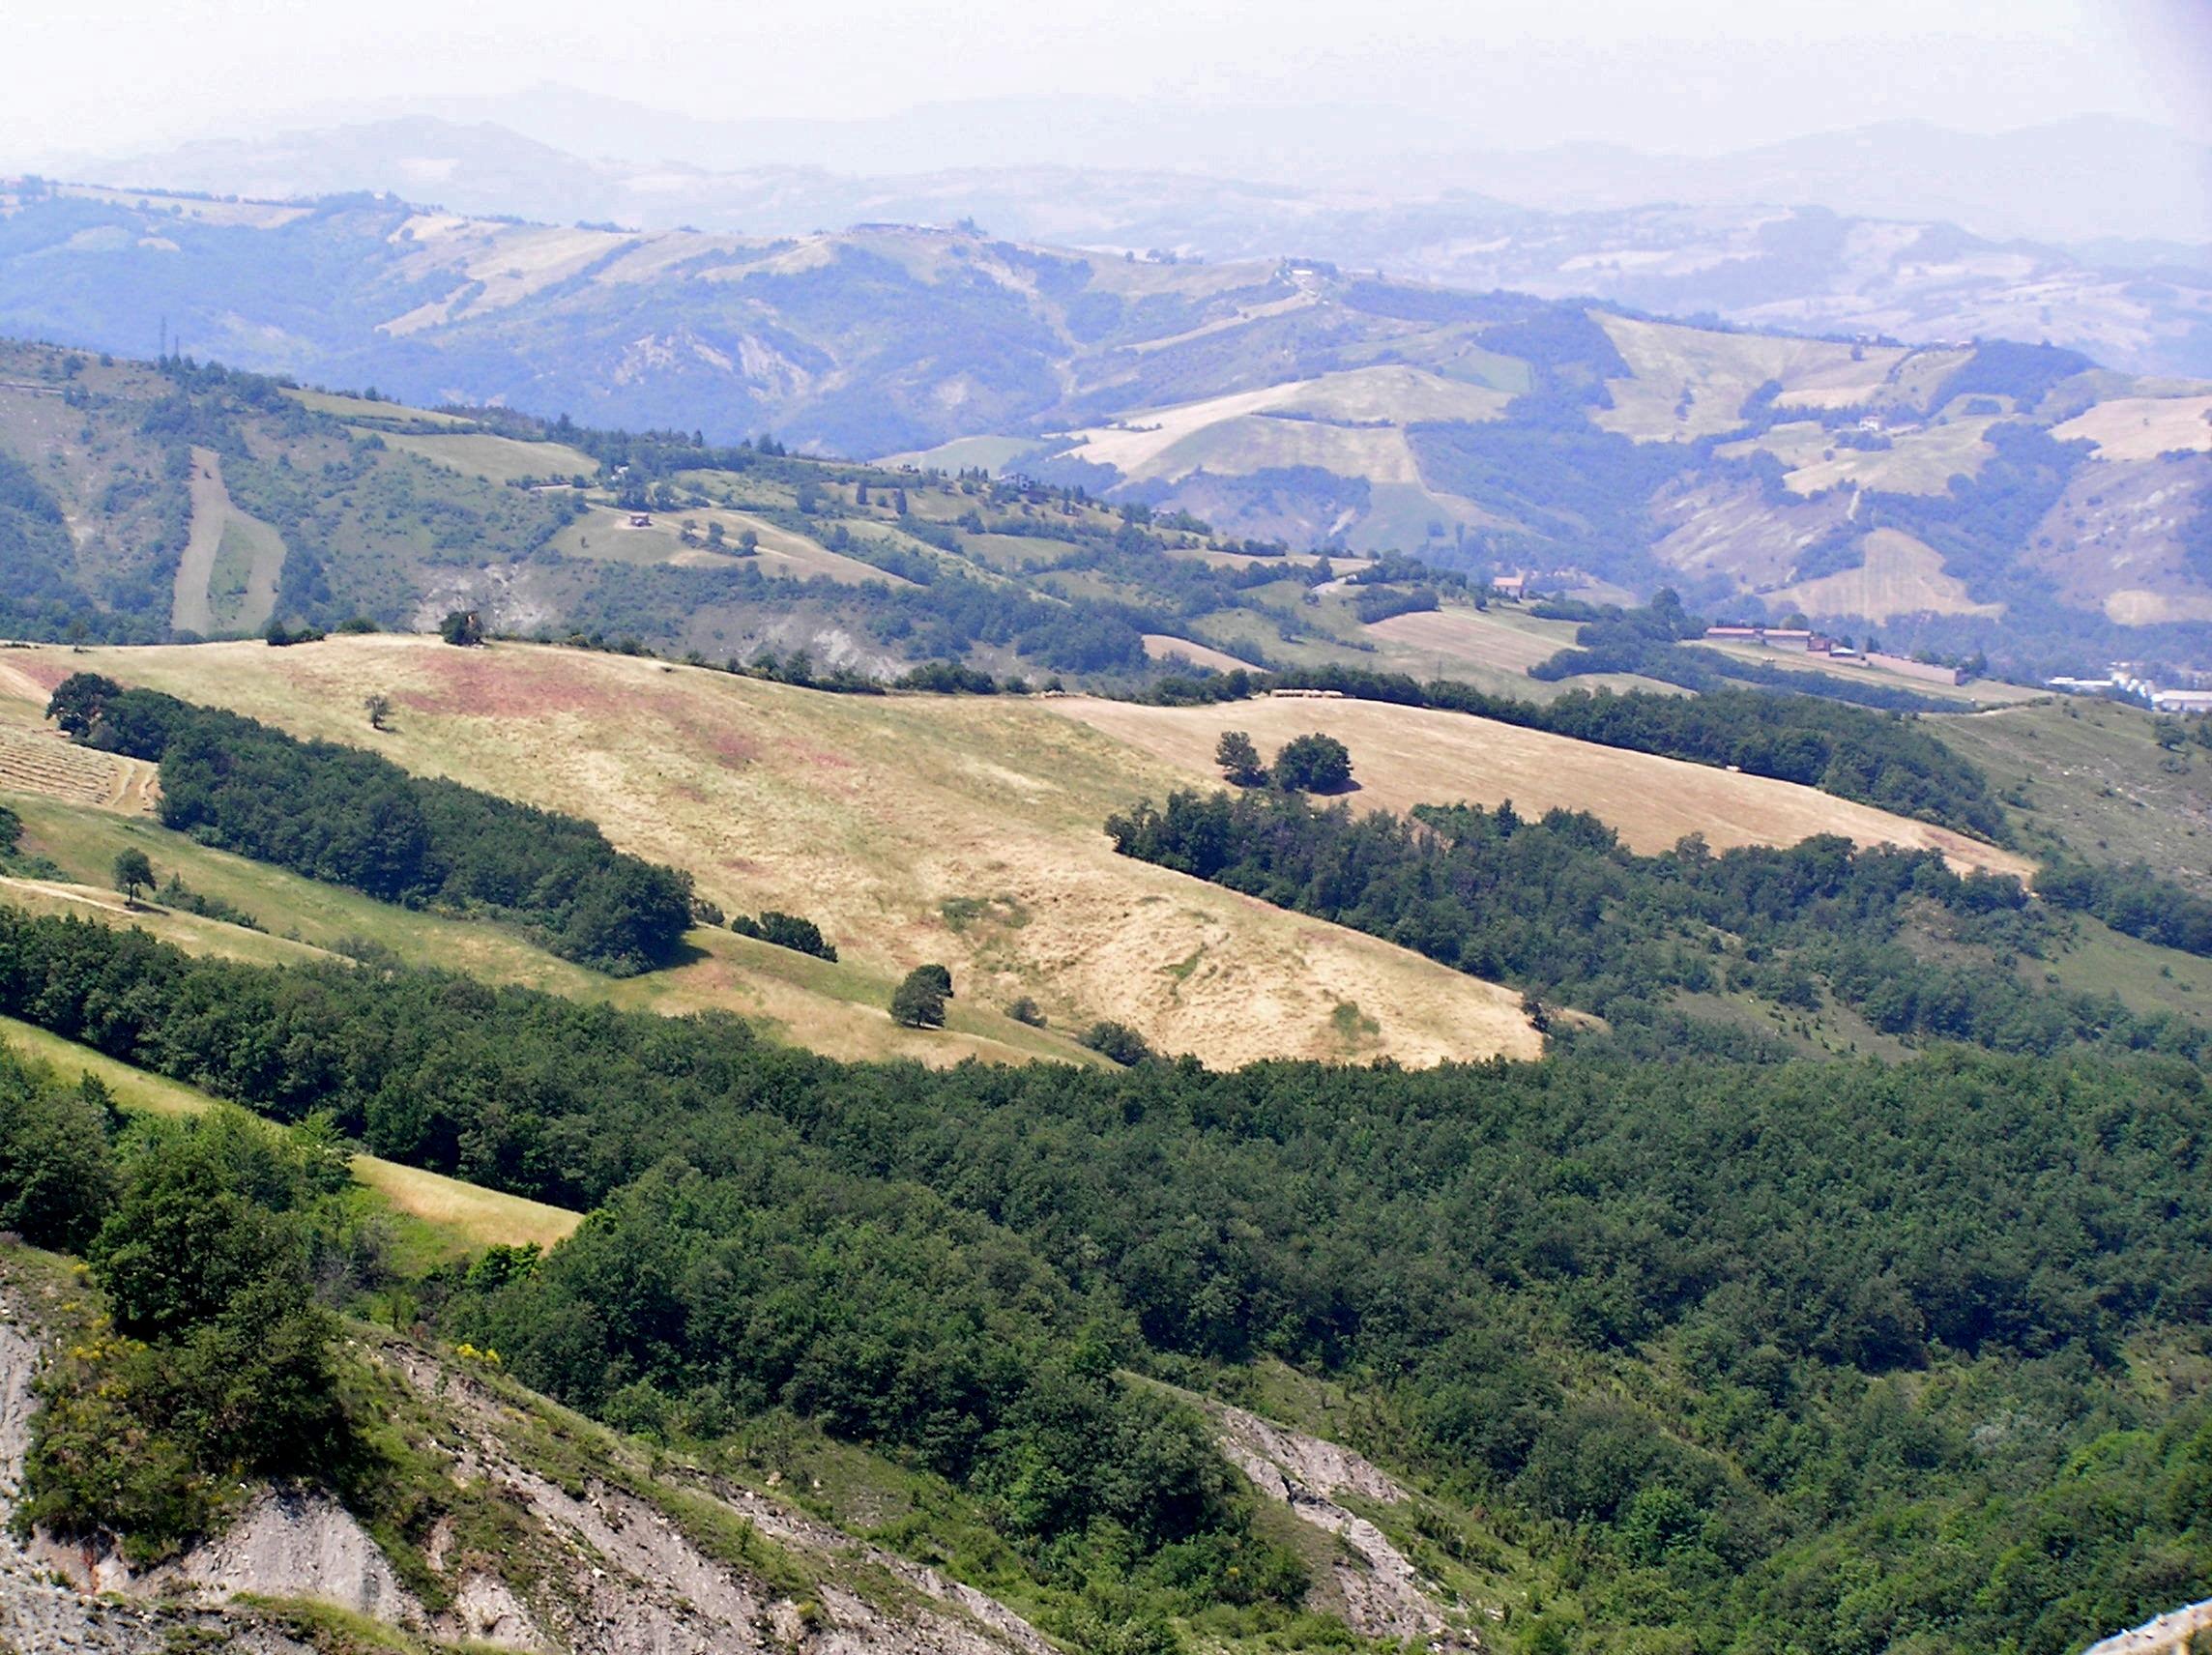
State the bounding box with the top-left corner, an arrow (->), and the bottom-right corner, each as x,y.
730,910 -> 838,962
439,610 -> 484,647
113,848 -> 155,908
1215,730 -> 1353,794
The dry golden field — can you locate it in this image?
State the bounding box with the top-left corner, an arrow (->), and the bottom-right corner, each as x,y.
1046,693 -> 2034,878
0,638 -> 1542,1069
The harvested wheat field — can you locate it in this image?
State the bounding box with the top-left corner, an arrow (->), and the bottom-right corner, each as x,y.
1,638 -> 1540,1069
1048,693 -> 2033,880
2052,393 -> 2212,461
1361,606 -> 1576,677
1143,634 -> 1255,674
0,719 -> 158,812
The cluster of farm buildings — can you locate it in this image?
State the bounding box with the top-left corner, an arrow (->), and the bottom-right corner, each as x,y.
2048,669 -> 2212,715
1702,624 -> 1969,686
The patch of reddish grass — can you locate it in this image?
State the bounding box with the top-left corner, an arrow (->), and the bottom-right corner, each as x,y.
397,651 -> 645,719
6,657 -> 71,693
778,740 -> 855,770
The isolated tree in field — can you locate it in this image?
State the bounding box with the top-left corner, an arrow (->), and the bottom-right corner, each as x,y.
890,966 -> 948,1029
113,848 -> 155,908
1215,730 -> 1267,787
915,962 -> 953,999
439,610 -> 484,648
364,693 -> 393,732
1272,733 -> 1353,794
706,520 -> 726,549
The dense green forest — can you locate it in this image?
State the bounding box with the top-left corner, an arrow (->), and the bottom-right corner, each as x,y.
1105,784 -> 2205,1058
1146,662 -> 2009,840
0,905 -> 2206,1651
3,1075 -> 353,1560
47,673 -> 695,973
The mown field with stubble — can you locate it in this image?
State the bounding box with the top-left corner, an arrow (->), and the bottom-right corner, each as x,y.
0,638 -> 1544,1069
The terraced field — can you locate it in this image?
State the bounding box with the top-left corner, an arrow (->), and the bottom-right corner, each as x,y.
0,719 -> 157,811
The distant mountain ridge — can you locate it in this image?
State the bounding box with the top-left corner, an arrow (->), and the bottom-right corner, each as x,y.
1,181 -> 2209,666
46,113 -> 2212,383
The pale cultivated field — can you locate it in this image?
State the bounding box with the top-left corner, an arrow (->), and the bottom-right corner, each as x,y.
0,1014 -> 580,1254
1361,606 -> 1575,677
1143,634 -> 1256,673
1779,418 -> 1999,496
1773,529 -> 2004,622
60,185 -> 310,230
1056,368 -> 1503,485
2103,588 -> 2212,624
384,217 -> 631,334
551,508 -> 907,587
882,435 -> 1043,472
1047,694 -> 2033,879
170,447 -> 284,636
1595,315 -> 1902,441
1692,643 -> 2040,708
288,390 -> 472,426
6,639 -> 1541,1069
367,430 -> 600,484
1058,383 -> 1322,473
1150,417 -> 1422,485
2052,394 -> 2212,461
1265,366 -> 1512,425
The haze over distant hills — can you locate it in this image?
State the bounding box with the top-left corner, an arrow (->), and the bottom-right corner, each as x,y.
3,186 -> 2210,673
43,103 -> 2212,383
58,87 -> 2212,247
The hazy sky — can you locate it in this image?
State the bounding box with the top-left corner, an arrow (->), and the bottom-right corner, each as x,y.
9,0 -> 2212,163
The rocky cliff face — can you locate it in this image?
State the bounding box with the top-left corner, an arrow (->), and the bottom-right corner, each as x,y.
0,1261 -> 1066,1655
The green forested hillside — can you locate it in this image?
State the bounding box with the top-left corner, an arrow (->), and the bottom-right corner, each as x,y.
0,906 -> 2206,1654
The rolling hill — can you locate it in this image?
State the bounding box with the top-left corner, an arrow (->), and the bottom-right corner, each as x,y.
48,106 -> 2212,367
1,190 -> 2208,670
0,635 -> 1549,1068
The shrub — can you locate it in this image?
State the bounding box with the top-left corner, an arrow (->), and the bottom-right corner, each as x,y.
891,967 -> 949,1028
1080,1021 -> 1154,1066
730,910 -> 837,962
1271,733 -> 1353,794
